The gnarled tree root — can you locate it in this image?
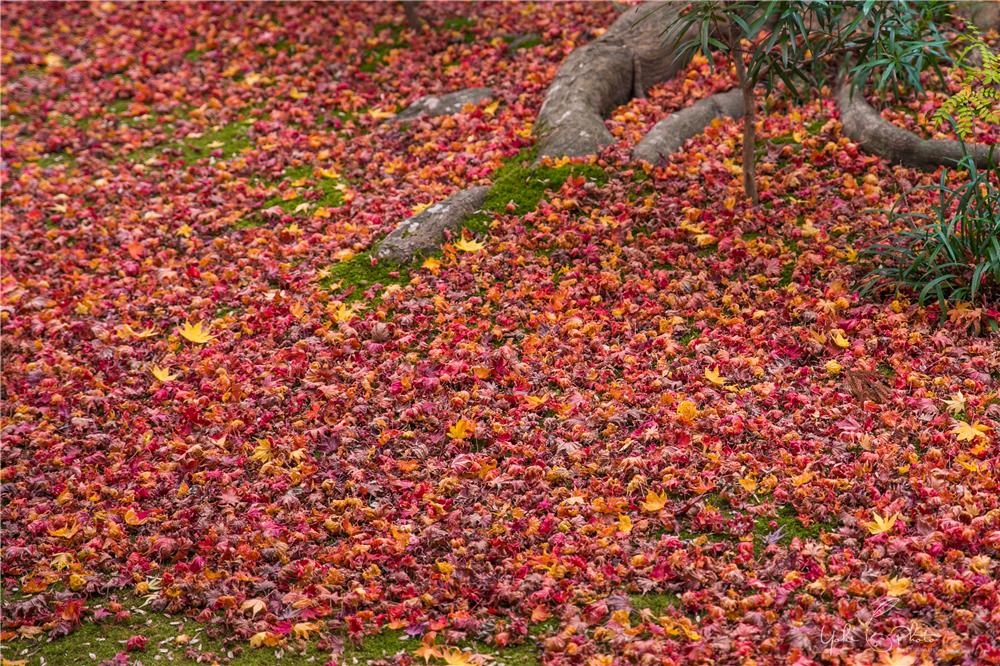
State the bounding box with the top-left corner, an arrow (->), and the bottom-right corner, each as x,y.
534,2 -> 694,162
632,89 -> 744,164
375,186 -> 490,264
836,81 -> 997,171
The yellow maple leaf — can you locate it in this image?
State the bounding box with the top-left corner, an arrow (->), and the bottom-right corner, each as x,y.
126,324 -> 158,339
951,420 -> 989,442
292,622 -> 319,639
436,560 -> 455,576
704,368 -> 726,386
176,224 -> 193,238
289,303 -> 306,319
178,320 -> 216,344
825,360 -> 842,374
738,476 -> 758,493
411,201 -> 431,215
289,88 -> 308,100
313,206 -> 331,218
885,577 -> 911,597
447,419 -> 475,440
317,168 -> 340,179
48,523 -> 79,539
791,471 -> 814,486
413,645 -> 441,664
422,256 -> 442,275
151,364 -> 178,382
440,648 -> 473,666
369,107 -> 395,119
524,394 -> 549,409
676,401 -> 698,421
942,392 -> 968,415
51,553 -> 75,569
867,511 -> 900,535
249,631 -> 280,648
206,140 -> 225,149
252,439 -> 273,463
832,331 -> 850,348
330,303 -> 358,322
641,489 -> 668,512
617,514 -> 633,533
454,238 -> 484,253
471,366 -> 491,379
483,100 -> 500,116
332,248 -> 354,262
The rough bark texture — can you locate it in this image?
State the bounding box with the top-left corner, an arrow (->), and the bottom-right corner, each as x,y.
534,2 -> 694,162
396,87 -> 494,122
836,82 -> 996,171
633,89 -> 744,163
401,1 -> 420,29
376,186 -> 490,264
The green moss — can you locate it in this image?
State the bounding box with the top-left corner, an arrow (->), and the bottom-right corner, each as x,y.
630,593 -> 682,617
752,504 -> 840,549
16,598 -> 329,666
128,118 -> 255,165
507,36 -> 542,50
360,39 -> 408,73
10,593 -> 542,666
260,164 -> 345,214
322,147 -> 608,304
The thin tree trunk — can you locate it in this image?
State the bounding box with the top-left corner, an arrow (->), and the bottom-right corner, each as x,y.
401,1 -> 420,29
730,35 -> 758,206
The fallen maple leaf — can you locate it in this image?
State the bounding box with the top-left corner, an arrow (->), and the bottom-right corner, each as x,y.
292,622 -> 319,639
422,256 -> 442,274
413,645 -> 441,664
867,511 -> 900,535
617,514 -> 633,533
676,401 -> 698,421
641,489 -> 668,512
48,523 -> 79,539
704,368 -> 726,386
125,324 -> 158,338
447,419 -> 474,440
885,577 -> 911,597
150,364 -> 178,382
951,420 -> 990,442
454,238 -> 484,253
439,648 -> 473,666
178,321 -> 216,344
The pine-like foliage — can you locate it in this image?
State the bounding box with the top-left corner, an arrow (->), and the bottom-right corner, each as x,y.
937,27 -> 1000,139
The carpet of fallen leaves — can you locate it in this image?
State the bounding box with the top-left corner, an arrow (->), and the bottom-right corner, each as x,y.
2,3 -> 1000,666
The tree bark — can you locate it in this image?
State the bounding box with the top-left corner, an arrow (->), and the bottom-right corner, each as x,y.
730,31 -> 758,206
632,89 -> 744,163
534,2 -> 698,162
401,1 -> 420,29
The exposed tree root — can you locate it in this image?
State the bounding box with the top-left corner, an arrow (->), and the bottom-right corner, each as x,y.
836,81 -> 997,171
632,89 -> 744,164
534,2 -> 694,162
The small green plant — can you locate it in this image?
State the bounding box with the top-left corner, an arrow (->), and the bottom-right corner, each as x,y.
859,150 -> 1000,331
937,26 -> 1000,140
